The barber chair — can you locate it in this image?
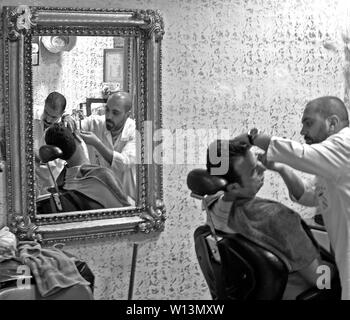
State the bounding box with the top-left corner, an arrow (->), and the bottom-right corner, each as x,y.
36,145 -> 104,213
187,169 -> 341,300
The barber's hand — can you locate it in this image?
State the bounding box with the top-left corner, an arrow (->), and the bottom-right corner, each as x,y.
61,114 -> 78,132
232,133 -> 251,146
257,153 -> 283,172
80,131 -> 100,147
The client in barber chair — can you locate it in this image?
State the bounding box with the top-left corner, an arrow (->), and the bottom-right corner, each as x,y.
205,139 -> 335,300
44,123 -> 131,209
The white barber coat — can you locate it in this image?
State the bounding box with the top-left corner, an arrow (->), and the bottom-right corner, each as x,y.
81,115 -> 137,201
266,127 -> 350,300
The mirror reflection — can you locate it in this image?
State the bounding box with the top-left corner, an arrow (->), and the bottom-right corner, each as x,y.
32,36 -> 138,214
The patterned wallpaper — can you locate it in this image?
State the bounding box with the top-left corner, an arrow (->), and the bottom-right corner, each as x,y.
0,0 -> 348,299
32,36 -> 114,117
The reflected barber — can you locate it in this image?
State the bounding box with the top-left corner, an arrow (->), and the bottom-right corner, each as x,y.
34,92 -> 66,196
72,91 -> 137,203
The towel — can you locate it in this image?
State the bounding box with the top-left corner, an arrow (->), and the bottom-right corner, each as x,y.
0,227 -> 17,262
17,241 -> 90,297
227,197 -> 320,272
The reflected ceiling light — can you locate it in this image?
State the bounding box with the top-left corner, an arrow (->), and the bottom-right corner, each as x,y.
41,36 -> 77,54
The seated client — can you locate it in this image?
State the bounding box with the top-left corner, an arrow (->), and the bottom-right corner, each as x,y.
45,123 -> 131,209
205,139 -> 335,299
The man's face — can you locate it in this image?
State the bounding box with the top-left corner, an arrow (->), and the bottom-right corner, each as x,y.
105,98 -> 129,132
300,104 -> 329,144
42,104 -> 63,129
234,150 -> 266,196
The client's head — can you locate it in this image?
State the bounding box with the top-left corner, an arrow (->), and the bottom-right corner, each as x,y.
42,92 -> 66,129
206,139 -> 266,197
45,123 -> 88,166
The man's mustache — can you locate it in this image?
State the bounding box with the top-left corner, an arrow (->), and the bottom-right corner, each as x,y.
303,136 -> 313,144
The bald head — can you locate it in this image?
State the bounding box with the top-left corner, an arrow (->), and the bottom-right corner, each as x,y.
306,96 -> 349,126
107,91 -> 132,113
301,96 -> 349,144
105,91 -> 132,133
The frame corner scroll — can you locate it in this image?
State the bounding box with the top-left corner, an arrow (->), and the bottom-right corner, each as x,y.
134,9 -> 164,42
138,199 -> 166,233
11,215 -> 42,242
5,5 -> 37,41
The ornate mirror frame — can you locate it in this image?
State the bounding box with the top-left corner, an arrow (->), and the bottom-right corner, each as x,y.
2,6 -> 165,244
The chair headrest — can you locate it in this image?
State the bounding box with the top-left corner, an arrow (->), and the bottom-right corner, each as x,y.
187,169 -> 227,196
39,145 -> 63,163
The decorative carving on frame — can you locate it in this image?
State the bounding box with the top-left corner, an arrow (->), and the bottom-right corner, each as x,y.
134,9 -> 165,41
6,5 -> 36,41
12,215 -> 42,242
2,6 -> 165,244
138,199 -> 166,233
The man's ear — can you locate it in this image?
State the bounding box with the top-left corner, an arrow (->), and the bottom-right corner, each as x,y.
124,110 -> 131,118
327,115 -> 340,133
226,182 -> 241,191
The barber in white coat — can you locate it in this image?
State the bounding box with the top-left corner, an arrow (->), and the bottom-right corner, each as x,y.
234,96 -> 350,299
78,91 -> 137,203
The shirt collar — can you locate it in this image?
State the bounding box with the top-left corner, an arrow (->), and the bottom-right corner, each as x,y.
339,126 -> 350,134
65,166 -> 81,182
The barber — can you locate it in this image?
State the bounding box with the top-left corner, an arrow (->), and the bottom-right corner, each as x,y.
34,92 -> 67,195
71,91 -> 137,202
235,96 -> 350,299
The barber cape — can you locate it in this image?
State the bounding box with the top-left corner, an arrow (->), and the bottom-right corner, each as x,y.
57,164 -> 131,209
227,197 -> 320,272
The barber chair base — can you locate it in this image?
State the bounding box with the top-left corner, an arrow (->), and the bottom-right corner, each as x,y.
194,225 -> 289,300
0,283 -> 93,300
36,189 -> 104,214
194,225 -> 341,300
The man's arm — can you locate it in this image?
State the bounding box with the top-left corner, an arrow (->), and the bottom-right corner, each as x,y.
234,132 -> 271,151
111,137 -> 136,172
80,131 -> 113,165
80,130 -> 136,171
261,157 -> 305,201
79,115 -> 114,165
236,131 -> 347,180
267,162 -> 318,206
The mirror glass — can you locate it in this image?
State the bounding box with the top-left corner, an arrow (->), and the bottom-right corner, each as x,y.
3,6 -> 165,242
32,35 -> 138,215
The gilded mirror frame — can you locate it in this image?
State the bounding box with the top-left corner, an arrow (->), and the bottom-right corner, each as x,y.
2,6 -> 165,244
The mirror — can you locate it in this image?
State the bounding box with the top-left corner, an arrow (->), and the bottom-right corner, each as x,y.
32,35 -> 138,212
2,6 -> 165,244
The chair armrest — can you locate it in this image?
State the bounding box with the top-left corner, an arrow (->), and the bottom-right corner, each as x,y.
296,284 -> 341,300
296,287 -> 323,300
